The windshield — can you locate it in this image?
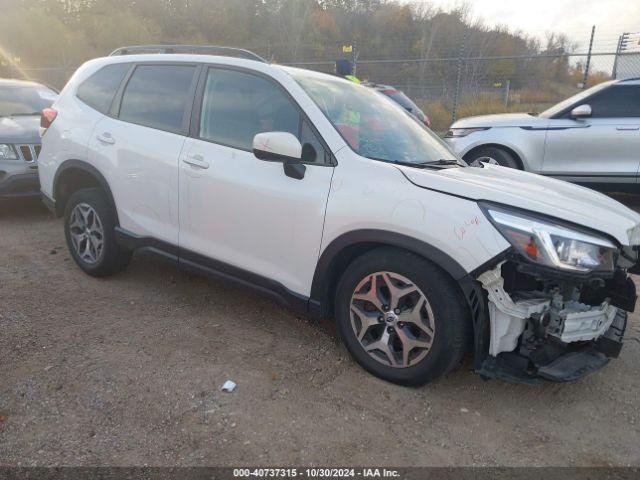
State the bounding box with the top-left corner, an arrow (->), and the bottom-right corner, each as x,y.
0,84 -> 57,117
290,70 -> 459,166
539,81 -> 612,118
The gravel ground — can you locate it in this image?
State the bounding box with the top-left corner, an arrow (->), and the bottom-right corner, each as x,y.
1,197 -> 639,467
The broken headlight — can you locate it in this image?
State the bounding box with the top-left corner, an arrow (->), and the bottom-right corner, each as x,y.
484,207 -> 616,273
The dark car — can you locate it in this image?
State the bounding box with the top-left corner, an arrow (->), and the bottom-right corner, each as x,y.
0,79 -> 57,198
365,83 -> 431,127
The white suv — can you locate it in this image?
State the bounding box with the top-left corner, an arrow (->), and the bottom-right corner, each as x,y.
38,46 -> 640,386
445,78 -> 640,193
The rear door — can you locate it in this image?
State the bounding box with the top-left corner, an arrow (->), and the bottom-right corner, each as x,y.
178,66 -> 334,296
542,84 -> 640,187
88,63 -> 199,245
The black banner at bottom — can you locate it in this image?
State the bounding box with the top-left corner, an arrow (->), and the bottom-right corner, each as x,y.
0,467 -> 639,480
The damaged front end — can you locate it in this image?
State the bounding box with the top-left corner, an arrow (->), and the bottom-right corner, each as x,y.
467,203 -> 638,385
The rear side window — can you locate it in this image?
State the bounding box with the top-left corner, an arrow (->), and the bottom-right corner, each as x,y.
119,65 -> 196,133
587,86 -> 640,118
77,64 -> 130,114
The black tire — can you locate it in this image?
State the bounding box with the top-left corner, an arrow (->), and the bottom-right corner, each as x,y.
64,187 -> 131,277
466,146 -> 520,169
335,247 -> 471,386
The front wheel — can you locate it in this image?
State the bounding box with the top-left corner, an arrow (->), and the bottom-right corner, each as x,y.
335,248 -> 471,386
64,188 -> 131,277
465,146 -> 520,169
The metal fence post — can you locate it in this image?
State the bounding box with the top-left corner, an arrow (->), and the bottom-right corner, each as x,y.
451,31 -> 467,124
503,80 -> 511,107
612,35 -> 623,79
582,25 -> 595,89
352,41 -> 358,77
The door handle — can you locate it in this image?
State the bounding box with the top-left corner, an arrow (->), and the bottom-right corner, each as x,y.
96,133 -> 115,145
183,154 -> 209,169
616,126 -> 640,131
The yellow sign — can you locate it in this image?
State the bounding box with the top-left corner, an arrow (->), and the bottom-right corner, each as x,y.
342,45 -> 353,53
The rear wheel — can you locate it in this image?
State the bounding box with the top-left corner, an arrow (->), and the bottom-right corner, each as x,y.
64,188 -> 131,277
334,248 -> 471,386
465,146 -> 520,169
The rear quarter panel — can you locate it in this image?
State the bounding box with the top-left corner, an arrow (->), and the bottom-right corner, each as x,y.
38,59 -> 111,199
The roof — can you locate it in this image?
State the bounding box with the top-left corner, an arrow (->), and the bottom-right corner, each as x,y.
109,44 -> 266,63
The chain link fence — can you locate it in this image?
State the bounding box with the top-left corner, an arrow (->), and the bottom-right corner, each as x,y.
4,28 -> 638,133
277,34 -> 634,132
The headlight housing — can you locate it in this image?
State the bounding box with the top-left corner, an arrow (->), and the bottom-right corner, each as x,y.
444,127 -> 490,138
0,144 -> 18,160
483,206 -> 617,273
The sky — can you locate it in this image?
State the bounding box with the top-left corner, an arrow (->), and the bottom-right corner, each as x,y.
406,0 -> 640,52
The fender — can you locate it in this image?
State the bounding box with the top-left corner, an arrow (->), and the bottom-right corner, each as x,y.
309,229 -> 469,316
52,159 -> 118,219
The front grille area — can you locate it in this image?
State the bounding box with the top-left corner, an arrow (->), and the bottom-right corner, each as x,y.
16,144 -> 39,162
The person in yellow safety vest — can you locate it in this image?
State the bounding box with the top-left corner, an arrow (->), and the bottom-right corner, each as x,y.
345,74 -> 361,84
333,58 -> 362,147
335,58 -> 361,84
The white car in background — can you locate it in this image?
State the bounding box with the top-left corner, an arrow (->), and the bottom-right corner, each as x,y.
37,45 -> 640,386
445,78 -> 640,192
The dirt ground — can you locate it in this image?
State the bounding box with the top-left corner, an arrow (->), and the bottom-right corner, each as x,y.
1,197 -> 639,467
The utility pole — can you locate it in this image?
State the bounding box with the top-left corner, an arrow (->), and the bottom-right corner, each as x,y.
582,25 -> 595,89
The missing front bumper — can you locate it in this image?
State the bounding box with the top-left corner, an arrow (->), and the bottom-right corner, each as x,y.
466,259 -> 632,385
477,309 -> 626,384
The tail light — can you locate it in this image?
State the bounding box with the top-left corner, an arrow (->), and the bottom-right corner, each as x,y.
40,108 -> 57,137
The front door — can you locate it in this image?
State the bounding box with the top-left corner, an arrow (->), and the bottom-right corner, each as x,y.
542,84 -> 640,187
178,67 -> 334,296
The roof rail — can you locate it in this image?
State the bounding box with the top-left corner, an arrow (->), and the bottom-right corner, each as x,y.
109,45 -> 267,63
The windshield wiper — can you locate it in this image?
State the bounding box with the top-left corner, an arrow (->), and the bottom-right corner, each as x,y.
365,156 -> 460,169
420,159 -> 459,166
7,112 -> 41,117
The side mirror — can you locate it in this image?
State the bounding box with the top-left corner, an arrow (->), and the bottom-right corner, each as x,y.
570,104 -> 592,119
253,132 -> 306,180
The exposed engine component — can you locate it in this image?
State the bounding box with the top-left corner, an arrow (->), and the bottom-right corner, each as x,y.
477,265 -> 549,356
546,297 -> 617,343
478,261 -> 620,356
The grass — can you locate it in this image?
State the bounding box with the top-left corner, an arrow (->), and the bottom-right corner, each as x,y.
417,87 -> 576,132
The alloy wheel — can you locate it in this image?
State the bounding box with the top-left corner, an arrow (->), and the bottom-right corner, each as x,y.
350,271 -> 435,368
69,203 -> 104,264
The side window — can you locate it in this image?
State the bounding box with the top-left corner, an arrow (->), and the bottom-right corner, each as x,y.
77,63 -> 130,114
119,65 -> 196,133
199,68 -> 300,151
587,86 -> 640,118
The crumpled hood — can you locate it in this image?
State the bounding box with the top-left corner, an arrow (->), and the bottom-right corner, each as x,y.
398,163 -> 640,246
0,115 -> 41,144
451,113 -> 548,128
